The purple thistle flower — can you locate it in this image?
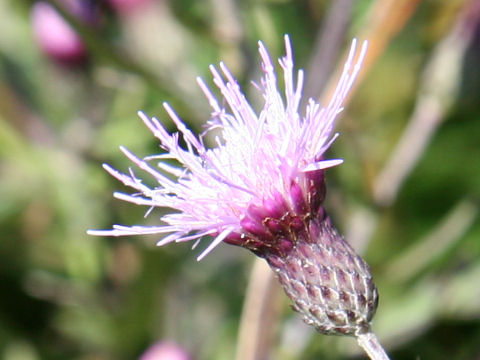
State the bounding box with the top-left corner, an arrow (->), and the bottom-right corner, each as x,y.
89,35 -> 390,358
89,35 -> 364,258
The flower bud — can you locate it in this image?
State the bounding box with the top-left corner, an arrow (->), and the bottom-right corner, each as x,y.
264,210 -> 378,336
31,0 -> 95,64
108,0 -> 153,15
140,341 -> 191,360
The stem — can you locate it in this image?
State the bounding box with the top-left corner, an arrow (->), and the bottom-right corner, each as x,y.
234,258 -> 281,360
356,331 -> 391,360
304,0 -> 354,101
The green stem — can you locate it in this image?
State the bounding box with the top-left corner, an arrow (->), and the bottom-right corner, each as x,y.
356,331 -> 391,360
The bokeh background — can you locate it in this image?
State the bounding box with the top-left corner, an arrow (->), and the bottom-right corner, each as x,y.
1,0 -> 480,359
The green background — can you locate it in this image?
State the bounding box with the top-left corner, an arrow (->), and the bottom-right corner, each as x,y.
0,0 -> 479,359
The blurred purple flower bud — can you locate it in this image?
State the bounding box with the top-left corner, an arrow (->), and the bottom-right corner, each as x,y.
108,0 -> 153,15
31,0 -> 95,64
140,341 -> 191,360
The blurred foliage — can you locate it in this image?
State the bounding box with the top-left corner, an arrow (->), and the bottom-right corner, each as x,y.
0,0 -> 479,359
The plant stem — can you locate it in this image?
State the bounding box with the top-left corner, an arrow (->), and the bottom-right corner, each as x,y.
234,258 -> 281,360
356,331 -> 391,360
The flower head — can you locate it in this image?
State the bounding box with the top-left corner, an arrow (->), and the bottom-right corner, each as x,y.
89,36 -> 386,345
89,35 -> 367,262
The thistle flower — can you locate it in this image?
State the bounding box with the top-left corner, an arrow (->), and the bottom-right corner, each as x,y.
89,35 -> 389,359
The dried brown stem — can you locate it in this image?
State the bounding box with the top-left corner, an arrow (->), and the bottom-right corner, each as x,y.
321,0 -> 422,105
234,258 -> 282,360
304,0 -> 355,101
